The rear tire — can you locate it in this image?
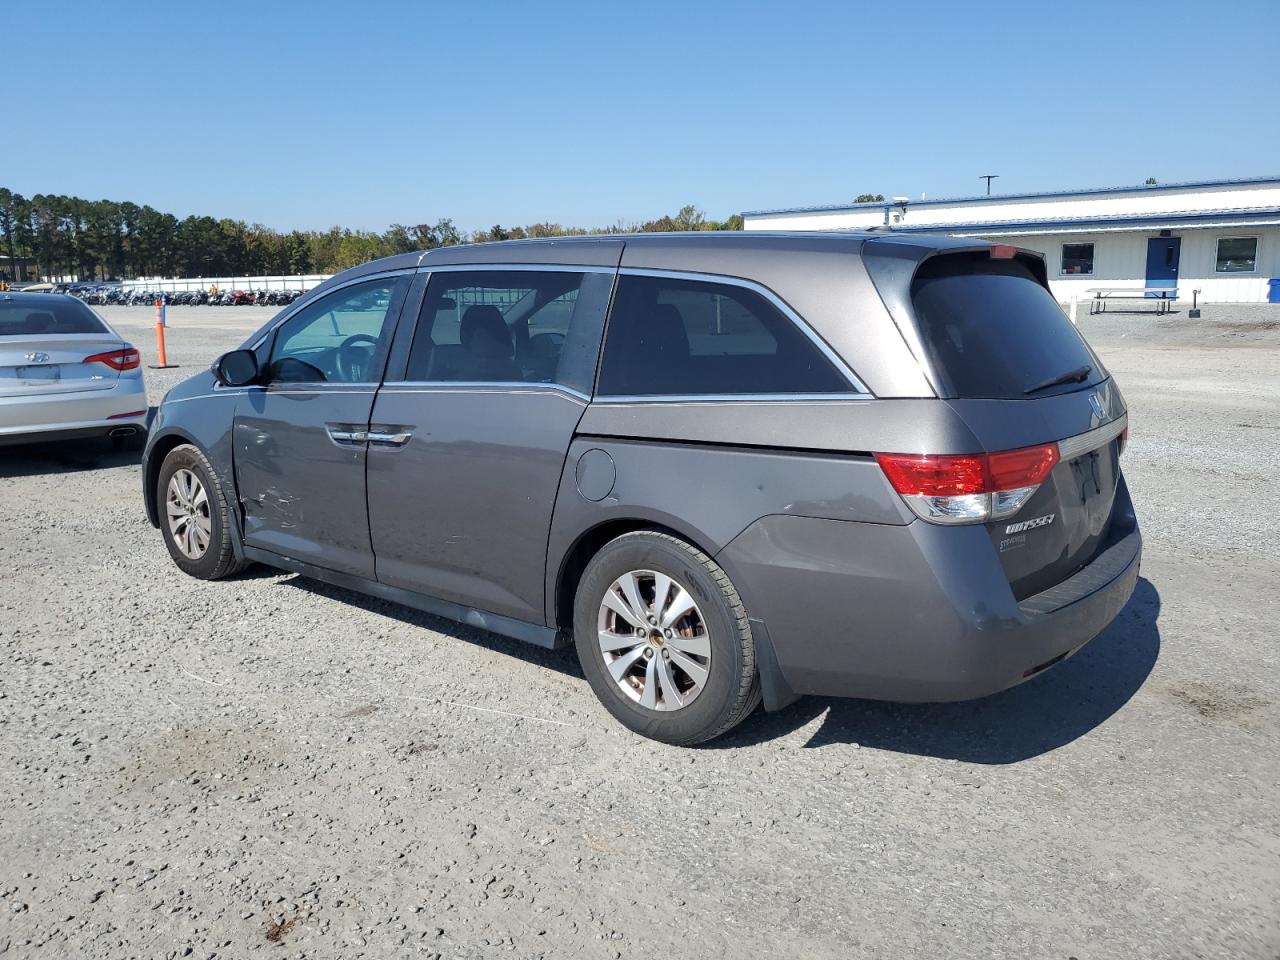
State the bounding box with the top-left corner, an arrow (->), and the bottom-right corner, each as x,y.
156,443 -> 249,580
573,531 -> 760,745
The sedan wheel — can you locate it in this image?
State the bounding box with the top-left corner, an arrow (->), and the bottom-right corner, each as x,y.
165,468 -> 211,559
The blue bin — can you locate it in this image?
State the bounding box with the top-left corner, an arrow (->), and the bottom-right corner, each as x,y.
1269,278 -> 1280,304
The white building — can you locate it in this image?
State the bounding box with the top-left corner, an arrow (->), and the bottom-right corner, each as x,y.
743,175 -> 1280,304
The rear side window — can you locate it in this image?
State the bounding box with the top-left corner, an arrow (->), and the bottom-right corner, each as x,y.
0,298 -> 107,336
404,270 -> 612,394
910,254 -> 1104,399
596,275 -> 852,396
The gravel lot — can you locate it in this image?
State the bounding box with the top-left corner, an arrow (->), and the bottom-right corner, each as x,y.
2,301 -> 1278,959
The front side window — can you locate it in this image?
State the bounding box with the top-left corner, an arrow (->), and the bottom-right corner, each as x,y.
596,275 -> 852,397
404,270 -> 612,393
268,277 -> 402,384
1061,242 -> 1094,275
1216,236 -> 1257,273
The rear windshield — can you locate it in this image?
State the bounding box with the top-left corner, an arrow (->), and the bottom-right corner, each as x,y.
0,297 -> 107,337
910,254 -> 1104,399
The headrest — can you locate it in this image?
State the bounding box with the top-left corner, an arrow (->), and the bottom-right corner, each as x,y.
460,305 -> 513,358
22,312 -> 56,333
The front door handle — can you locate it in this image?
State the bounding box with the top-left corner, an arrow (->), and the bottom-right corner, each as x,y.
367,428 -> 413,447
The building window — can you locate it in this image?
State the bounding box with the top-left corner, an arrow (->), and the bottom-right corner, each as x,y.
1215,237 -> 1257,273
1060,242 -> 1094,275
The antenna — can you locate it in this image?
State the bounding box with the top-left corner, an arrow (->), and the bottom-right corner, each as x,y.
979,174 -> 999,195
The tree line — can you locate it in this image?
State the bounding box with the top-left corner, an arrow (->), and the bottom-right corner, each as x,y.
0,188 -> 743,282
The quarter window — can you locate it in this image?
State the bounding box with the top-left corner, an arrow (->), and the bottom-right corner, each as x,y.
596,275 -> 853,397
1060,242 -> 1094,275
1215,237 -> 1257,273
268,278 -> 403,384
404,270 -> 612,393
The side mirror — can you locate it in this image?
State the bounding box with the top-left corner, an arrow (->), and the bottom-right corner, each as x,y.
213,349 -> 259,387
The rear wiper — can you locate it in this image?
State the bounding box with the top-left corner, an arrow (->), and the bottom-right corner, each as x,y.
1024,365 -> 1091,395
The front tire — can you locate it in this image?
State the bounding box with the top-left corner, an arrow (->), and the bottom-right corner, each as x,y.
573,531 -> 760,745
156,443 -> 248,580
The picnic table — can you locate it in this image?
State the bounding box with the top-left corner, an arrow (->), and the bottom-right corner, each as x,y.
1088,287 -> 1178,315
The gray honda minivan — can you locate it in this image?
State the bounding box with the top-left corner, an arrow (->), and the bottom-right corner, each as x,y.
142,233 -> 1140,744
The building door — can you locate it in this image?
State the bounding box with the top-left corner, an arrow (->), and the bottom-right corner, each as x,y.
1144,237 -> 1181,298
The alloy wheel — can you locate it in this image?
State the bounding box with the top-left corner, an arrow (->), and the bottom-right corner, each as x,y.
596,569 -> 712,711
165,468 -> 212,560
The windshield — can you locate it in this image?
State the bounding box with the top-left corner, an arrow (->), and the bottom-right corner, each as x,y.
909,253 -> 1105,399
0,297 -> 108,337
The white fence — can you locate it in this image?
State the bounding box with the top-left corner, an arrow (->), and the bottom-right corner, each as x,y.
120,274 -> 332,293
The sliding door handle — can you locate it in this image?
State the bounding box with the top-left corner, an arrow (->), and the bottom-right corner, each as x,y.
326,424 -> 368,445
368,429 -> 413,447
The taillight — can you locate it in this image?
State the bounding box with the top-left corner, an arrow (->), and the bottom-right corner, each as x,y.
84,347 -> 140,371
875,443 -> 1060,524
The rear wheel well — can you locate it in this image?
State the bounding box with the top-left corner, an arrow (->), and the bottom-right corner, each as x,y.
555,519 -> 701,631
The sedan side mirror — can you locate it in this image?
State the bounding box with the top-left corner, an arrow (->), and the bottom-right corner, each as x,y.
213,349 -> 260,387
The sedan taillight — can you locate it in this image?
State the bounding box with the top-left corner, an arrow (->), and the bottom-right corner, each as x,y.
874,443 -> 1060,524
84,347 -> 140,371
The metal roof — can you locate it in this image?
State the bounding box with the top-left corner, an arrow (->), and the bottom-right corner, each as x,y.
888,207 -> 1280,236
741,174 -> 1280,218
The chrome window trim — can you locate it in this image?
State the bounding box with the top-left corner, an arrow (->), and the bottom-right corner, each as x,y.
1057,413 -> 1127,461
612,267 -> 871,396
262,386 -> 380,395
415,262 -> 617,276
379,381 -> 590,402
592,393 -> 872,405
247,269 -> 415,351
201,384 -> 381,396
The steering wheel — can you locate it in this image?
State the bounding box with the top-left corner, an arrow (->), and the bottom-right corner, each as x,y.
335,333 -> 379,382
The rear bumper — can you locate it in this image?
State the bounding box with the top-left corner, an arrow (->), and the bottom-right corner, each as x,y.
0,377 -> 148,443
719,487 -> 1141,703
0,421 -> 147,447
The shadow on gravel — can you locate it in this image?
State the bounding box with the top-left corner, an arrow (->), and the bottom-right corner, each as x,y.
275,569 -> 1159,763
279,576 -> 583,678
0,434 -> 144,477
713,577 -> 1162,763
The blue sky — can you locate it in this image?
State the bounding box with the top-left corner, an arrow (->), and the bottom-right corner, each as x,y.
4,0 -> 1278,232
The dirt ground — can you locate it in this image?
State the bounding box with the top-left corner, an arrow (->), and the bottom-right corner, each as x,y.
1,301 -> 1278,959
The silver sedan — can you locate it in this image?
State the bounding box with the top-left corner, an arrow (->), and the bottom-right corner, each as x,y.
0,292 -> 148,448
